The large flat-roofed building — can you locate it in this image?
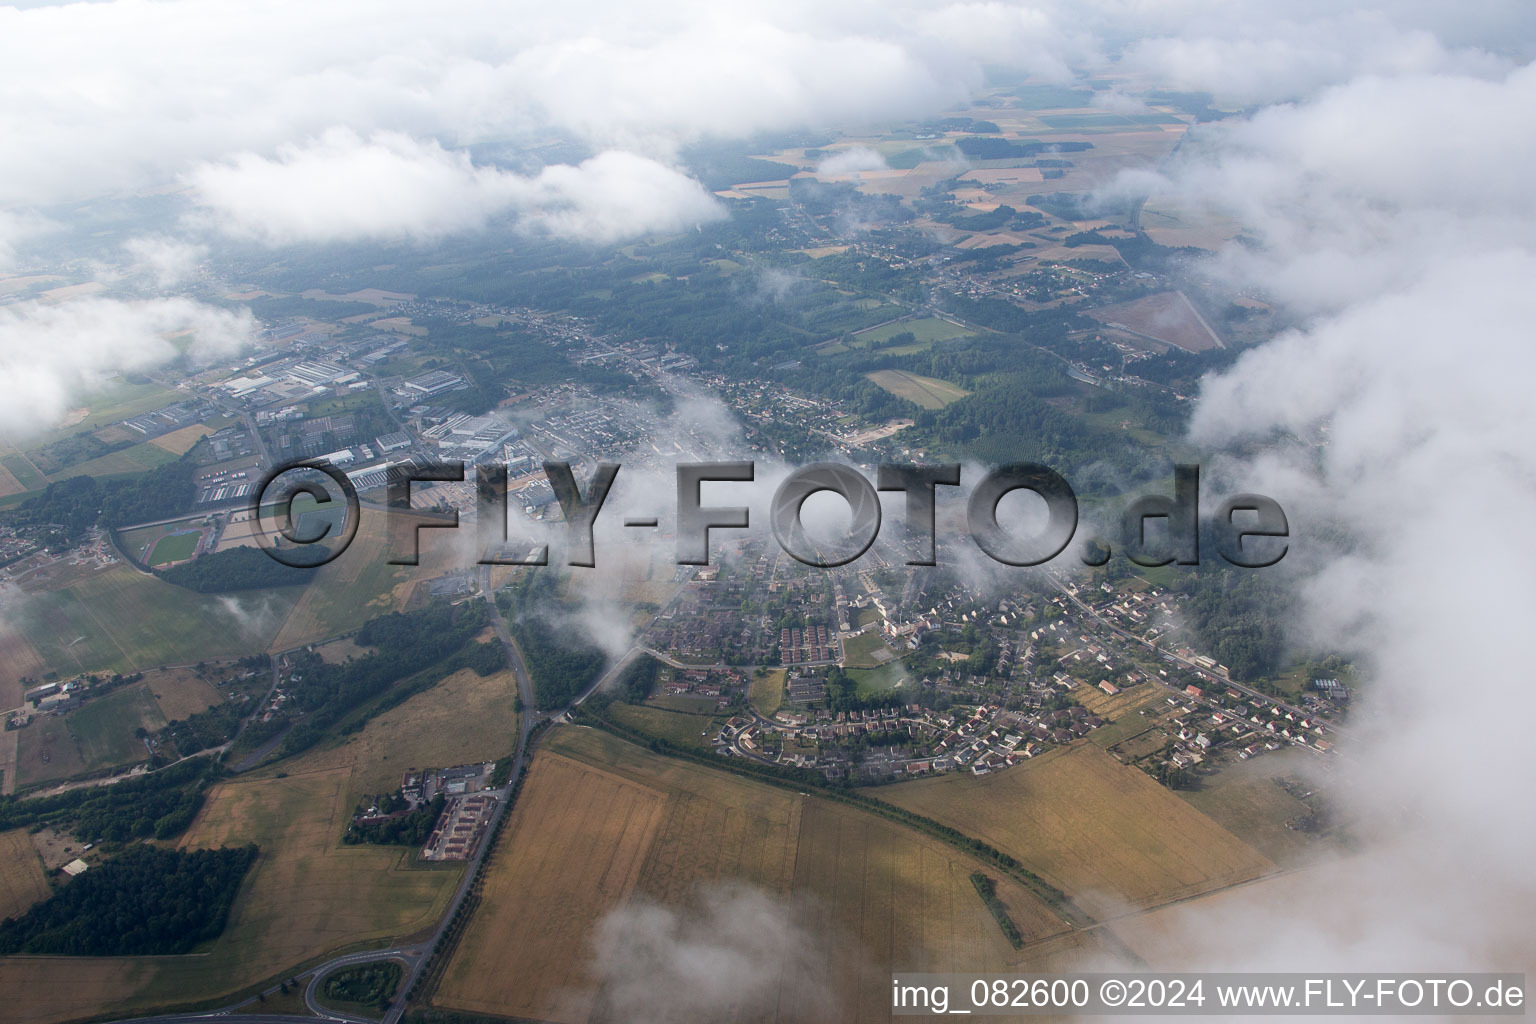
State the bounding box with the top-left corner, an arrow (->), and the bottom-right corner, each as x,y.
375,431 -> 412,453
402,370 -> 466,398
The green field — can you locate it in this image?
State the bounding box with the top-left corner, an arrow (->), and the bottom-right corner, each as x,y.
858,316 -> 975,345
847,661 -> 911,696
147,531 -> 201,566
22,380 -> 181,450
606,702 -> 724,750
1038,112 -> 1183,128
1,454 -> 45,490
55,441 -> 179,482
819,315 -> 975,354
13,565 -> 300,675
841,628 -> 895,668
66,684 -> 166,769
748,669 -> 785,718
865,369 -> 971,409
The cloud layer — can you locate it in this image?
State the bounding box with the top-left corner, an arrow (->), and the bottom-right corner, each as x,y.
1109,60 -> 1536,972
186,131 -> 722,245
0,297 -> 255,435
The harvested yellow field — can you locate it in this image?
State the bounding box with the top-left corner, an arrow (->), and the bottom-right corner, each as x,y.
269,506 -> 442,649
790,798 -> 1089,1021
179,765 -> 460,970
280,664 -> 520,800
0,461 -> 25,497
147,423 -> 212,455
0,958 -> 157,1024
143,667 -> 225,721
865,370 -> 970,409
2,764 -> 460,1024
435,727 -> 1094,1024
0,828 -> 49,921
434,748 -> 668,1021
872,743 -> 1276,919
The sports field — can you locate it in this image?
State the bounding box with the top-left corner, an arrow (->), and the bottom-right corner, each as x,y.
865,370 -> 971,409
148,530 -> 202,566
841,628 -> 895,668
432,727 -> 1093,1023
0,828 -> 50,922
870,743 -> 1276,920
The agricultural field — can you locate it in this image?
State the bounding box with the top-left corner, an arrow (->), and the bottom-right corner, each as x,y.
0,731 -> 16,796
1106,867 -> 1327,970
1086,291 -> 1223,353
14,682 -> 169,788
0,828 -> 50,922
433,727 -> 1099,1023
871,743 -> 1277,920
0,453 -> 45,493
66,683 -> 164,770
10,564 -> 300,675
857,316 -> 974,346
1178,752 -> 1323,867
606,702 -> 724,750
147,422 -> 217,455
865,370 -> 971,410
178,765 -> 461,970
269,506 -> 444,650
433,741 -> 669,1022
15,713 -> 89,788
0,461 -> 28,498
14,380 -> 180,451
142,667 -> 226,721
277,662 -> 521,802
821,315 -> 975,355
747,669 -> 785,717
51,440 -> 179,482
0,761 -> 458,1023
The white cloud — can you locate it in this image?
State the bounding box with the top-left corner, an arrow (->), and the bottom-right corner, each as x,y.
0,0 -> 1529,256
185,130 -> 720,245
587,882 -> 834,1023
1090,89 -> 1150,115
0,297 -> 255,435
1100,60 -> 1536,972
815,146 -> 888,177
122,235 -> 208,288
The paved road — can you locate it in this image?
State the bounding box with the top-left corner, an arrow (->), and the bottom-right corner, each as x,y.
1043,570 -> 1340,736
97,567 -> 689,1024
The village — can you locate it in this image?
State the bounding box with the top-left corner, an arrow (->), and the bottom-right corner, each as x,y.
636,536 -> 1347,789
